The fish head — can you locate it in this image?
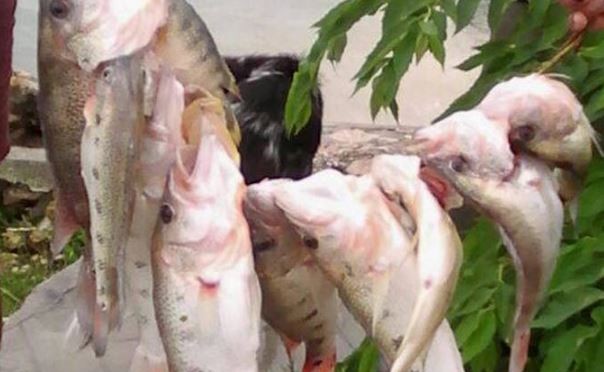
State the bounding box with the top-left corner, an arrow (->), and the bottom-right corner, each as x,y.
85,54 -> 146,124
409,111 -> 515,196
479,74 -> 601,175
244,180 -> 312,270
182,89 -> 241,166
408,111 -> 517,210
271,170 -> 363,254
157,115 -> 246,255
40,0 -> 168,71
273,170 -> 409,272
244,179 -> 293,239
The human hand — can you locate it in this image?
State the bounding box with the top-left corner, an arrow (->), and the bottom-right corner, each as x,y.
559,0 -> 604,32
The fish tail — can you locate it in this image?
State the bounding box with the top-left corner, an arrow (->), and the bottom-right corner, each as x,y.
92,305 -> 110,357
129,344 -> 169,372
509,328 -> 530,372
302,350 -> 336,372
73,253 -> 96,349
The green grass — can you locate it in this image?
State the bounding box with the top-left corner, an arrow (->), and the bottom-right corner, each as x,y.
0,203 -> 84,318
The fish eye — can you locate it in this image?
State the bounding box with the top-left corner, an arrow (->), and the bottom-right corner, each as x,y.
450,155 -> 469,173
101,66 -> 115,83
514,125 -> 536,143
160,204 -> 175,224
49,0 -> 70,20
302,236 -> 319,250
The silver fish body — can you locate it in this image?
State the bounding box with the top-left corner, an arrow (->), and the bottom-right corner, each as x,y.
81,53 -> 146,355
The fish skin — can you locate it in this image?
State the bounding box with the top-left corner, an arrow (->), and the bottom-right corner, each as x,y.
413,117 -> 563,372
81,53 -> 146,356
50,0 -> 241,143
272,170 -> 464,371
125,63 -> 185,372
153,0 -> 242,143
38,0 -> 169,71
244,180 -> 338,371
152,102 -> 260,372
476,74 -> 602,205
370,155 -> 463,372
38,2 -> 99,348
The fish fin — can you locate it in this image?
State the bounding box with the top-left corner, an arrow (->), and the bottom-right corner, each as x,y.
93,266 -> 122,357
74,255 -> 95,349
279,334 -> 301,362
567,196 -> 579,231
223,103 -> 242,147
509,329 -> 530,372
51,192 -> 80,256
63,313 -> 92,352
129,344 -> 169,372
582,112 -> 604,156
371,271 -> 391,337
302,350 -> 336,372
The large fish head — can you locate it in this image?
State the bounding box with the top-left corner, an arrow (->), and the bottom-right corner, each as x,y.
271,170 -> 354,255
409,110 -> 515,202
157,116 -> 246,258
40,0 -> 168,71
478,74 -> 601,175
273,170 -> 408,272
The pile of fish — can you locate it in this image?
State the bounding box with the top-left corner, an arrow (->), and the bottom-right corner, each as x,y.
34,0 -> 601,371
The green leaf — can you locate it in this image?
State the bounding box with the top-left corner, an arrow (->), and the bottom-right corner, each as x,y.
469,341 -> 498,372
456,0 -> 481,32
382,0 -> 429,32
428,34 -> 446,66
578,179 -> 604,218
581,69 -> 604,97
462,310 -> 497,362
540,325 -> 599,372
534,287 -> 604,329
336,338 -> 379,372
454,287 -> 497,317
455,309 -> 483,346
488,0 -> 513,31
441,0 -> 458,22
354,17 -> 414,88
284,65 -> 315,135
357,340 -> 380,372
327,33 -> 348,63
548,237 -> 604,295
580,43 -> 604,59
415,35 -> 430,63
538,5 -> 570,48
433,10 -> 448,40
528,0 -> 553,25
419,19 -> 438,36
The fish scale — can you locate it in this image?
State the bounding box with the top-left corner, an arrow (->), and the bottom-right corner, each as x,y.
80,53 -> 146,355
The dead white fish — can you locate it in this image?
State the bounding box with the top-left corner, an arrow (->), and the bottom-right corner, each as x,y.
412,113 -> 563,372
125,61 -> 185,372
80,53 -> 145,356
151,98 -> 260,372
272,170 -> 464,371
244,180 -> 338,371
370,155 -> 462,372
477,73 -> 602,217
38,0 -> 169,71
